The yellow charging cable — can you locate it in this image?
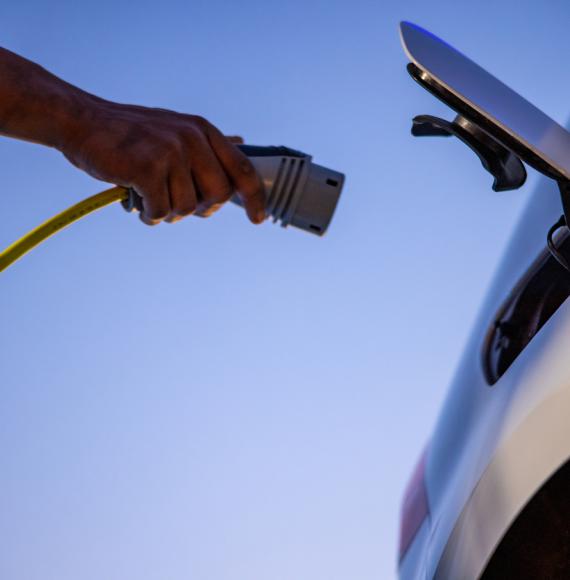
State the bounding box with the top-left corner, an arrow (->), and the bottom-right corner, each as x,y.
0,185 -> 129,273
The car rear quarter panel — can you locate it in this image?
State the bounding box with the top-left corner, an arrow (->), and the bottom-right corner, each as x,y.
400,173 -> 570,579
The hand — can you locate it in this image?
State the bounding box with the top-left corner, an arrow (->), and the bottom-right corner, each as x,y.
60,101 -> 266,226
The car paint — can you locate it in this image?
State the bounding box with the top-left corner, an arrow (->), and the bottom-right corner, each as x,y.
399,171 -> 570,579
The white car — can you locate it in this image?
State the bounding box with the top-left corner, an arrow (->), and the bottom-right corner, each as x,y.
398,23 -> 570,580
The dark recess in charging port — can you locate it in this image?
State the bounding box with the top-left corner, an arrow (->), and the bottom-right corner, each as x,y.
483,230 -> 570,385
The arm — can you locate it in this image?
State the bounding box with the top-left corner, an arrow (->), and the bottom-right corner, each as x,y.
0,47 -> 266,225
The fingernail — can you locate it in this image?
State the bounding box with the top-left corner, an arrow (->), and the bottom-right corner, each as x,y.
256,208 -> 266,224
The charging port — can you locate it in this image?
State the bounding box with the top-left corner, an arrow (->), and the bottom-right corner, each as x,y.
483,231 -> 570,385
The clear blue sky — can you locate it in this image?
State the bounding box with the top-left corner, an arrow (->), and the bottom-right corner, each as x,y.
1,1 -> 569,578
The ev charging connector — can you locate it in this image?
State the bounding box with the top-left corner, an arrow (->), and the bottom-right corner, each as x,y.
0,144 -> 345,273
123,144 -> 345,236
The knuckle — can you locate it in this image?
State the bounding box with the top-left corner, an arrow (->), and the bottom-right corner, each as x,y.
141,150 -> 172,174
189,115 -> 210,130
164,143 -> 184,163
238,157 -> 256,176
182,124 -> 203,144
151,133 -> 183,158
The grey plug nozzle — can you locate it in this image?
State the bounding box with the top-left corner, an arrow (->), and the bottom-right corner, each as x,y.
235,145 -> 344,236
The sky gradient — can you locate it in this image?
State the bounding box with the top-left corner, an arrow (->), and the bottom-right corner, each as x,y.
1,1 -> 570,578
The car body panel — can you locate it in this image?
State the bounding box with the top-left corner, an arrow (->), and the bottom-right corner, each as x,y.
399,173 -> 570,578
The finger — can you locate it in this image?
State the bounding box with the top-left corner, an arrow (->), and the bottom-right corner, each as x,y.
166,166 -> 197,223
189,132 -> 233,217
226,136 -> 244,144
194,201 -> 224,219
134,180 -> 170,225
206,125 -> 265,224
139,212 -> 160,226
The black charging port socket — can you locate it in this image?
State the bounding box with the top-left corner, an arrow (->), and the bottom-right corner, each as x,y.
483,230 -> 570,385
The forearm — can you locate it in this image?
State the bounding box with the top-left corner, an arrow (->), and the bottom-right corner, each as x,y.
0,47 -> 96,150
0,47 -> 265,225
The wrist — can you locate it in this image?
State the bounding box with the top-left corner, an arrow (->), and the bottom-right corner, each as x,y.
49,87 -> 107,153
0,48 -> 107,152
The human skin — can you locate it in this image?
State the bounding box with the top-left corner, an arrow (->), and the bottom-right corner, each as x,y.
0,47 -> 266,226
